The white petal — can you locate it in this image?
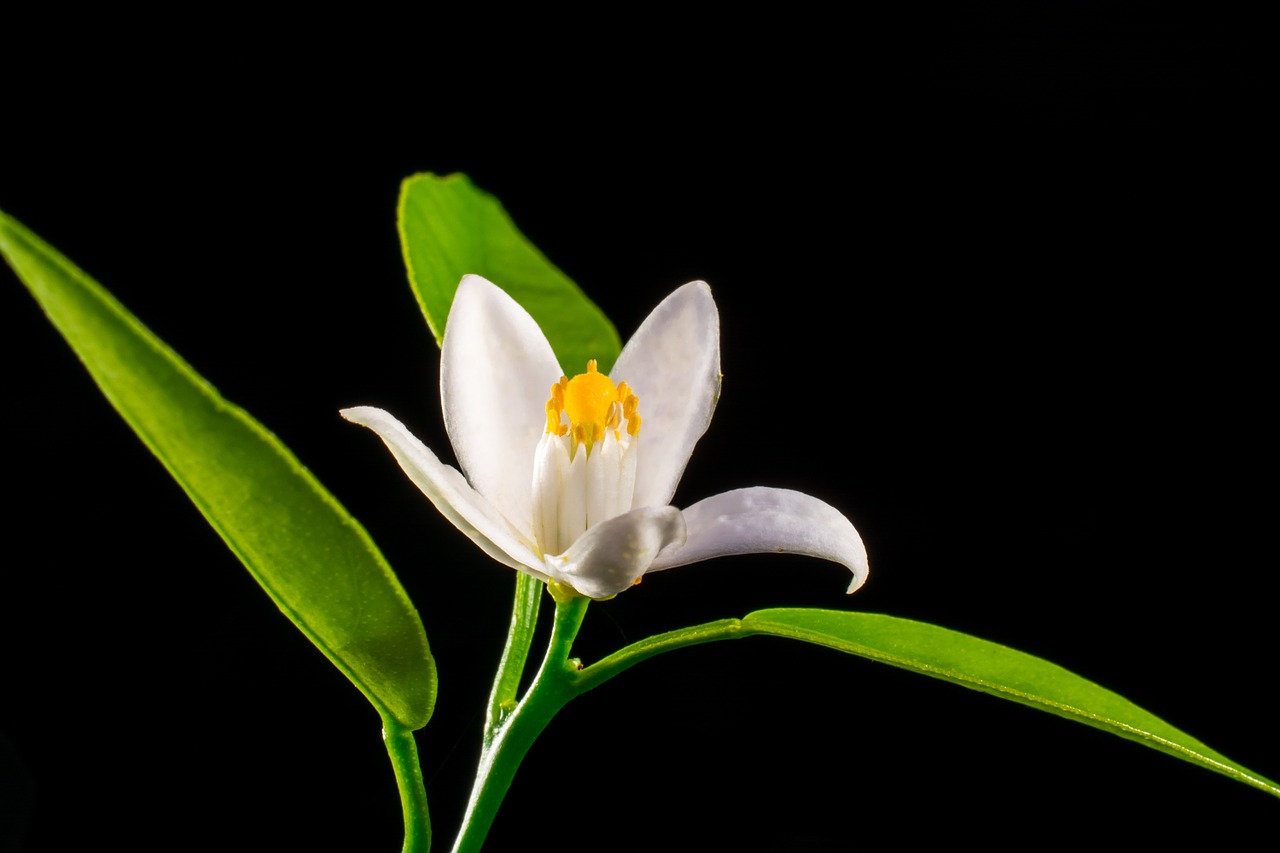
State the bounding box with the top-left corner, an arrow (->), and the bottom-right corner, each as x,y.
544,506 -> 687,599
610,281 -> 720,509
647,487 -> 869,593
341,406 -> 548,580
441,275 -> 563,534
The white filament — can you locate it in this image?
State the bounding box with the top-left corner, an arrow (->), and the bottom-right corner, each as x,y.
532,429 -> 639,556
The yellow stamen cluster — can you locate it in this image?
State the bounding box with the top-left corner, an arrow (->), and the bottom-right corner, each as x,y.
545,360 -> 641,453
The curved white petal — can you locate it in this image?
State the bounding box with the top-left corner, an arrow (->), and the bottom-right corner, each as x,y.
341,406 -> 547,579
441,275 -> 564,535
610,281 -> 721,509
647,487 -> 869,593
543,505 -> 687,599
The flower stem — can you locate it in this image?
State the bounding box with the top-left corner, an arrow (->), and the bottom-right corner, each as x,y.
382,715 -> 431,853
450,594 -> 590,853
484,571 -> 543,732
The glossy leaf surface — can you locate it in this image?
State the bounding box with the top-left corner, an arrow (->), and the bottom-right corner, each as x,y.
398,172 -> 621,373
1,210 -> 436,729
743,608 -> 1279,798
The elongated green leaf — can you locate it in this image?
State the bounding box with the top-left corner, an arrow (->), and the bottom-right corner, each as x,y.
1,210 -> 436,730
398,172 -> 622,373
743,608 -> 1279,798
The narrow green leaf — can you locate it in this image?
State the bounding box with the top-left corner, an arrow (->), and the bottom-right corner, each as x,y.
397,172 -> 622,373
743,608 -> 1279,798
1,209 -> 436,730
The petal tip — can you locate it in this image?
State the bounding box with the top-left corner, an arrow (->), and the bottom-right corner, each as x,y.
339,405 -> 382,426
845,564 -> 869,594
457,273 -> 495,292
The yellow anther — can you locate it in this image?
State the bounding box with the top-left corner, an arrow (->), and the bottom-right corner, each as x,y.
545,400 -> 567,436
616,381 -> 639,427
544,378 -> 570,435
544,361 -> 642,446
572,422 -> 593,455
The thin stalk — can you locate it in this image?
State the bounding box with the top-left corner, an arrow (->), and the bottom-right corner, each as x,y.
484,571 -> 543,732
382,715 -> 431,853
576,617 -> 747,692
451,594 -> 590,853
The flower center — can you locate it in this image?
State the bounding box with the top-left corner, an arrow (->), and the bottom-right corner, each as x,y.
545,359 -> 641,454
534,359 -> 643,558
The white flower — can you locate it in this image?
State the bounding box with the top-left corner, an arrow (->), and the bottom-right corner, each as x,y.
342,275 -> 868,600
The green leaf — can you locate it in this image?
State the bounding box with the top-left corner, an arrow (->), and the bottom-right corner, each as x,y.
397,172 -> 622,373
743,608 -> 1280,799
1,209 -> 436,730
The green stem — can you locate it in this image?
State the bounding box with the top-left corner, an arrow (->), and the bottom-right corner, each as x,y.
451,603 -> 752,851
576,618 -> 747,693
382,715 -> 431,853
484,571 -> 543,732
451,594 -> 590,853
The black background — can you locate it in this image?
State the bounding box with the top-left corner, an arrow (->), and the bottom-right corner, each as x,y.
2,7 -> 1272,851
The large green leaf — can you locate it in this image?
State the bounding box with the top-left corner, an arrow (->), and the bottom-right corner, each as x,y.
1,209 -> 436,730
397,172 -> 622,373
743,608 -> 1279,798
